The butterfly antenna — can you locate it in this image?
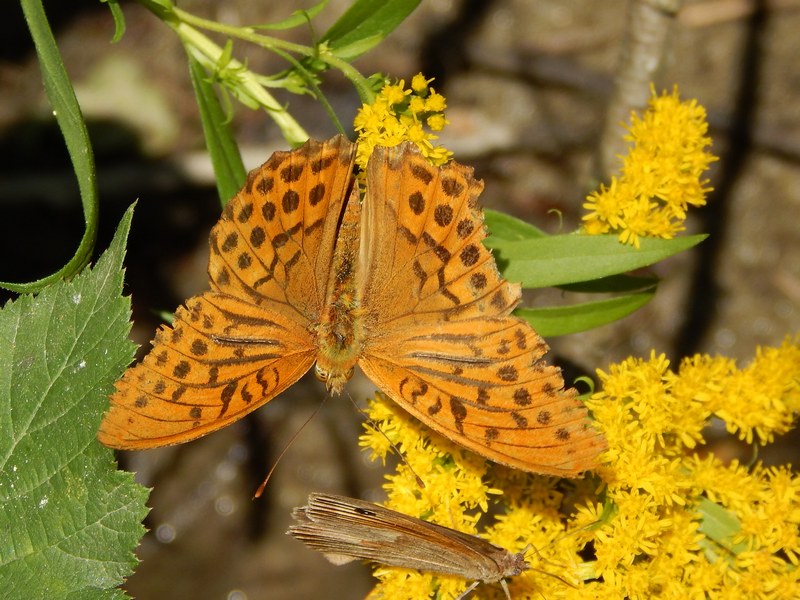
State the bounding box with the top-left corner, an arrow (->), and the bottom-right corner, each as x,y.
344,394 -> 426,489
253,396 -> 328,499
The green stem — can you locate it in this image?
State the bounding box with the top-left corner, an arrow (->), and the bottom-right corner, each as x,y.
173,5 -> 374,103
269,46 -> 346,134
136,1 -> 378,139
321,52 -> 375,104
173,7 -> 313,56
173,22 -> 309,145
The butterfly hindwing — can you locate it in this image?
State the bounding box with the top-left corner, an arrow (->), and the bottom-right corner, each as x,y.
98,293 -> 317,449
359,317 -> 605,476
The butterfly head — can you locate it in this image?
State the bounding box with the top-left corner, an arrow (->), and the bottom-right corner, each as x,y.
314,362 -> 354,395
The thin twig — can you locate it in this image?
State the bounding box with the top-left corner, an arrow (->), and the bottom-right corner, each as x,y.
596,0 -> 684,180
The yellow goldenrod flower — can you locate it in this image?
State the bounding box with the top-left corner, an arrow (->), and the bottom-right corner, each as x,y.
359,337 -> 800,599
583,87 -> 718,247
424,91 -> 447,113
411,72 -> 432,94
408,95 -> 426,115
426,113 -> 447,132
353,74 -> 452,174
381,82 -> 411,106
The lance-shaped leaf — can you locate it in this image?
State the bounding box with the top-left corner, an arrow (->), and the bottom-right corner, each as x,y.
487,233 -> 706,288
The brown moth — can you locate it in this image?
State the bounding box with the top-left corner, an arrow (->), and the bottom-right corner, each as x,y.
287,493 -> 530,600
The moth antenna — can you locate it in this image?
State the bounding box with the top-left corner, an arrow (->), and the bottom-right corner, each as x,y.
253,396 -> 328,499
521,542 -> 580,590
514,514 -> 604,589
346,394 -> 426,489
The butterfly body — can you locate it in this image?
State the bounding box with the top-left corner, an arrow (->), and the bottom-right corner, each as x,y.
99,136 -> 605,476
314,183 -> 364,394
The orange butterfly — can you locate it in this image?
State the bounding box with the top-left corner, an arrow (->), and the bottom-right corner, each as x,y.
99,136 -> 605,476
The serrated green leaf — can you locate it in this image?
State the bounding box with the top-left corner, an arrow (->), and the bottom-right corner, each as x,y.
188,58 -> 247,205
487,233 -> 706,288
6,0 -> 100,293
516,291 -> 654,337
321,0 -> 421,60
253,0 -> 329,30
484,208 -> 546,241
0,206 -> 149,600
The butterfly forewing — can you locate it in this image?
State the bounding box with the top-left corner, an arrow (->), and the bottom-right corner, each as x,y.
288,493 -> 529,583
98,137 -> 357,449
356,144 -> 605,475
209,135 -> 357,318
358,145 -> 516,327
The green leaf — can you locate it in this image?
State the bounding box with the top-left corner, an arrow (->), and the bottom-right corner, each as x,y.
327,34 -> 386,61
487,233 -> 706,288
253,0 -> 329,30
100,0 -> 126,42
516,291 -> 654,337
559,274 -> 658,294
596,500 -> 619,527
484,208 -> 546,241
134,0 -> 176,21
0,206 -> 149,599
321,0 -> 422,60
188,58 -> 247,205
697,496 -> 748,564
6,0 -> 101,293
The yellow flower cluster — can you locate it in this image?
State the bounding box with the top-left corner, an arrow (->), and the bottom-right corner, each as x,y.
583,88 -> 717,247
359,337 -> 800,599
353,73 -> 452,173
584,337 -> 800,599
